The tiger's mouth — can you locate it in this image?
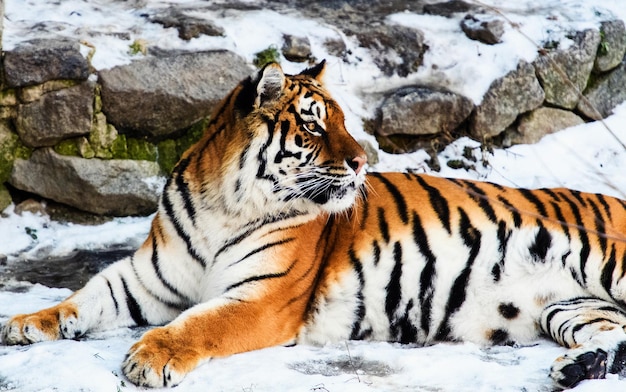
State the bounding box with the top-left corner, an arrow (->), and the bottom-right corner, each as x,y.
292,173 -> 363,209
305,183 -> 354,205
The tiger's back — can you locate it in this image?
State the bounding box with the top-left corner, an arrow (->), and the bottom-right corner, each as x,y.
3,61 -> 626,390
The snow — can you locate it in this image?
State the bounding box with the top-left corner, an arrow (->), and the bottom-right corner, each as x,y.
1,0 -> 626,390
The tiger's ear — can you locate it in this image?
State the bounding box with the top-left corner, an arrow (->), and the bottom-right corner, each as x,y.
299,60 -> 326,82
255,62 -> 285,108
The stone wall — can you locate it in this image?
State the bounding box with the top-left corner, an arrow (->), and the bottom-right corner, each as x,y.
0,38 -> 251,215
1,0 -> 626,218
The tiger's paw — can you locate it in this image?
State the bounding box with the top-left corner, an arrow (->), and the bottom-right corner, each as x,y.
550,348 -> 608,389
122,327 -> 201,388
1,305 -> 80,345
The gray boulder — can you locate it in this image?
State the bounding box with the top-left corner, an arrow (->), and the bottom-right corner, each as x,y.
15,81 -> 94,147
9,148 -> 162,216
3,39 -> 90,88
99,50 -> 251,138
504,107 -> 584,145
471,61 -> 545,138
356,24 -> 427,77
460,14 -> 505,45
534,29 -> 600,109
377,86 -> 473,137
282,35 -> 312,62
594,19 -> 626,73
147,8 -> 224,41
578,60 -> 626,120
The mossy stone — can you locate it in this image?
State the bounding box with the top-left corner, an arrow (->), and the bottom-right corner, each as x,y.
0,126 -> 19,182
54,138 -> 81,157
0,184 -> 11,212
157,139 -> 179,174
128,138 -> 158,161
176,118 -> 206,155
110,134 -> 129,159
0,89 -> 18,106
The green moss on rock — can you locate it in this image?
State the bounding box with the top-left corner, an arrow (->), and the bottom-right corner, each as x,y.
0,127 -> 19,182
110,134 -> 128,159
128,138 -> 158,161
157,139 -> 178,174
0,184 -> 11,212
54,138 -> 81,157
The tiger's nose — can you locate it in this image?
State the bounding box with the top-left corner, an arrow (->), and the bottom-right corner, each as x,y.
347,156 -> 367,175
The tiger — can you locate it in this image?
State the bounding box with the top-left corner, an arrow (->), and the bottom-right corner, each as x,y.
3,60 -> 626,389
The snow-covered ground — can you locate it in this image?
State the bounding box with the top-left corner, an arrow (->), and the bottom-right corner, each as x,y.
1,0 -> 626,391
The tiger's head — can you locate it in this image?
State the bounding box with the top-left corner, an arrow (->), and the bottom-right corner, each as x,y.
199,60 -> 368,218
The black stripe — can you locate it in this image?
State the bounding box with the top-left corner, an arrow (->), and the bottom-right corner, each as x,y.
412,211 -> 437,336
601,245 -> 617,297
462,181 -> 498,223
161,188 -> 207,269
385,242 -> 403,329
497,195 -> 522,228
121,278 -> 147,326
348,248 -> 366,340
397,299 -> 418,344
492,220 -> 510,282
540,188 -> 561,201
214,212 -> 302,260
562,197 -> 590,284
151,234 -> 191,304
377,207 -> 390,244
371,173 -> 409,224
106,279 -> 119,316
415,175 -> 451,234
360,195 -> 370,230
172,158 -> 197,226
595,193 -> 613,222
529,223 -> 552,262
225,259 -> 297,292
551,201 -> 571,240
570,190 -> 588,207
435,207 -> 481,341
518,188 -> 548,216
372,240 -> 381,266
586,197 -> 608,257
229,238 -> 296,267
571,317 -> 614,336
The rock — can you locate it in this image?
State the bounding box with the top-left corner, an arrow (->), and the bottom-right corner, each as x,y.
14,199 -> 48,216
15,81 -> 94,147
0,120 -> 19,183
3,38 -> 90,88
282,34 -> 312,62
423,0 -> 481,17
356,24 -> 427,77
9,148 -> 163,216
504,107 -> 584,145
99,50 -> 251,138
147,7 -> 224,41
460,14 -> 505,45
357,139 -> 379,166
471,61 -> 545,138
376,86 -> 473,137
594,19 -> 626,73
534,29 -> 600,109
0,185 -> 10,213
578,60 -> 626,120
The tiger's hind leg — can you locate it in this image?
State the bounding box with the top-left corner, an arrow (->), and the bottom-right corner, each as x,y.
540,297 -> 626,389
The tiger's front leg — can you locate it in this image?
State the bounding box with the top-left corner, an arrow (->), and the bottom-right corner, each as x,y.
541,298 -> 626,389
122,297 -> 301,387
2,256 -> 182,345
